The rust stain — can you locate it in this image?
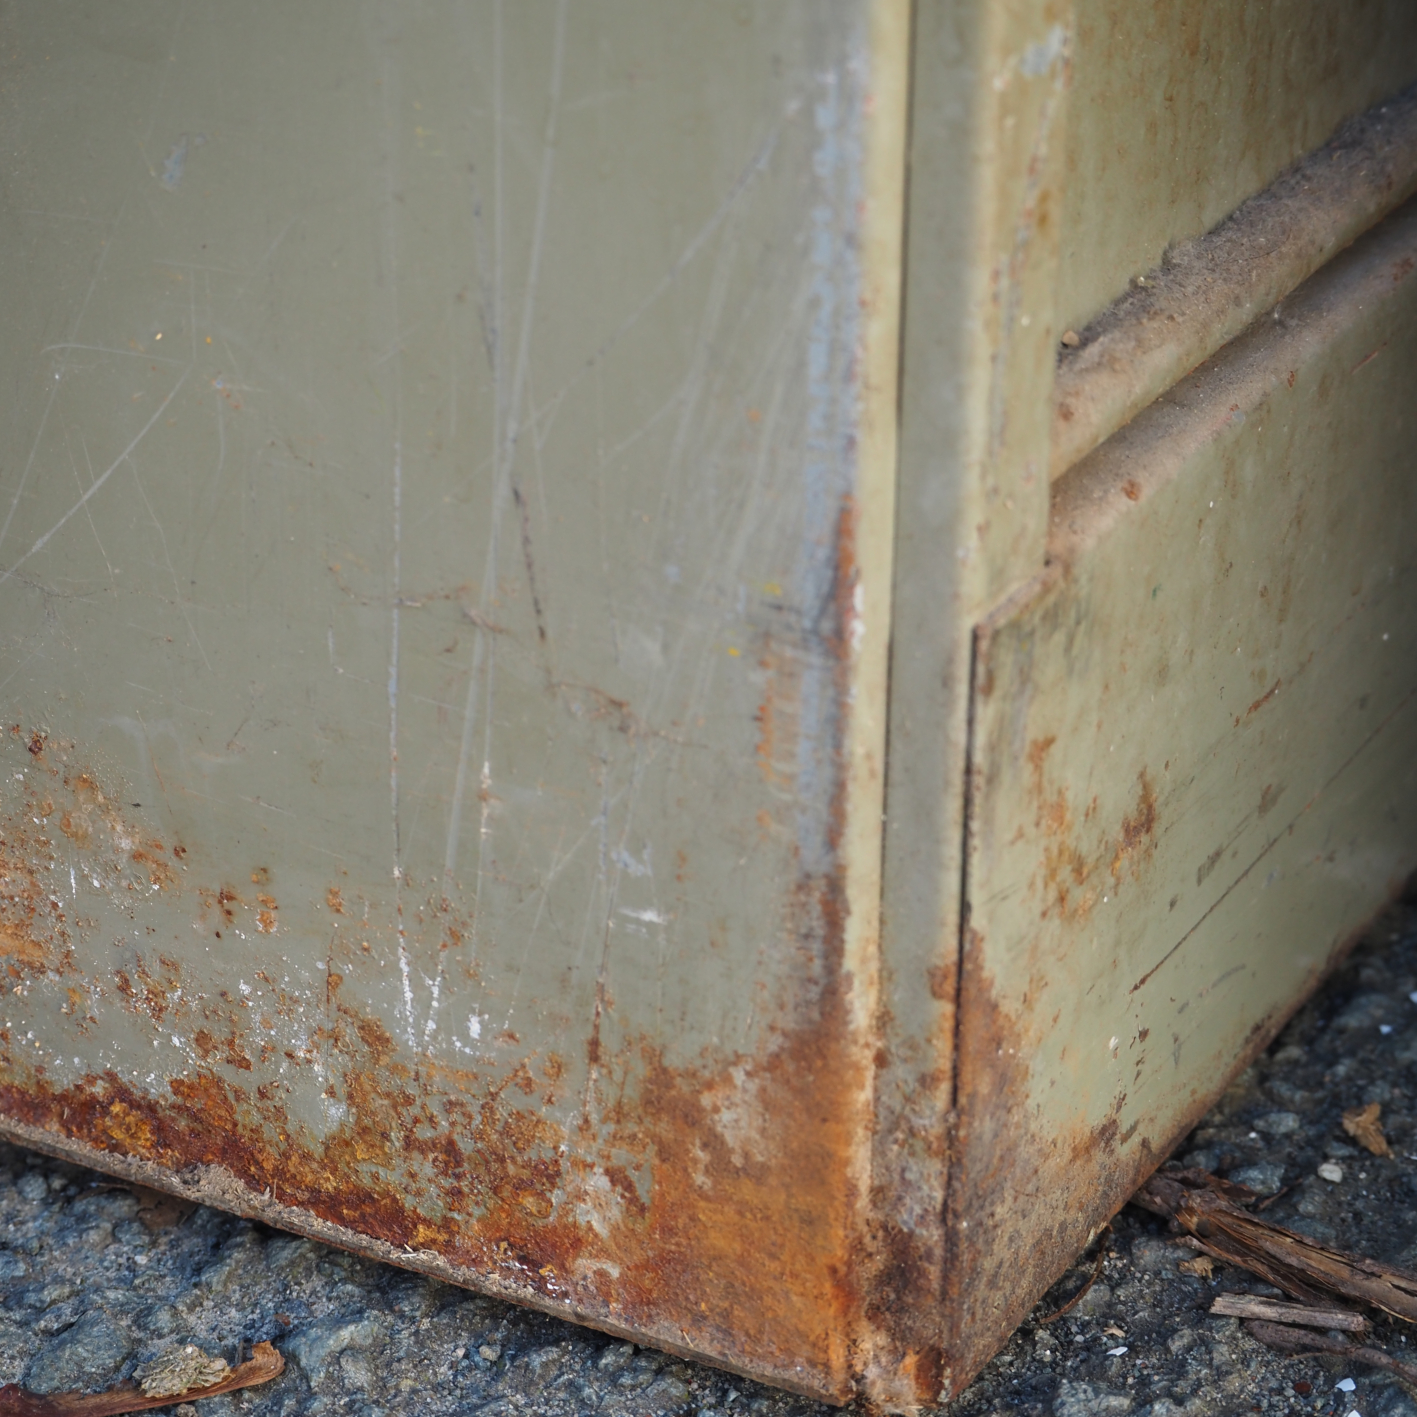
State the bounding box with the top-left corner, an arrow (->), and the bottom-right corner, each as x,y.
0,925 -> 48,970
1,771 -> 80,979
0,486 -> 887,1410
1109,770 -> 1157,884
1197,845 -> 1225,887
940,932 -> 1288,1397
0,984 -> 864,1402
752,647 -> 798,789
1027,745 -> 1159,920
1349,343 -> 1387,375
941,939 -> 1168,1395
1245,678 -> 1281,718
1,748 -> 869,1398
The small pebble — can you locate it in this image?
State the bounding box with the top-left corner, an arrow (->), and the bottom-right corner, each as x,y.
1336,1377 -> 1357,1392
16,1173 -> 47,1203
478,1344 -> 501,1363
1318,1161 -> 1345,1183
1230,1163 -> 1285,1194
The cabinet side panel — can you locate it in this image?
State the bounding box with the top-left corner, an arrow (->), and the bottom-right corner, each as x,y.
952,201 -> 1417,1384
0,3 -> 900,1399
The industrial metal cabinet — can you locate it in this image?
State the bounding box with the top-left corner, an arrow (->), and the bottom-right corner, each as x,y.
2,3 -> 1416,1408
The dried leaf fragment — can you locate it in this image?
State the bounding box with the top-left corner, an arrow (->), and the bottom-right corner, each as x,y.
1178,1255 -> 1214,1278
0,1340 -> 282,1417
1342,1102 -> 1393,1156
138,1346 -> 230,1399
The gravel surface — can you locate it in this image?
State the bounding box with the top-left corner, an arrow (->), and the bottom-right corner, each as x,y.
4,892 -> 1417,1417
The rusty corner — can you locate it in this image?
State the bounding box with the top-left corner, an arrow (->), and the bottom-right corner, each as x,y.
0,487 -> 915,1409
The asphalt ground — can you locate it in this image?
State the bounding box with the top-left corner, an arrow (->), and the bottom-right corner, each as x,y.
4,889 -> 1417,1417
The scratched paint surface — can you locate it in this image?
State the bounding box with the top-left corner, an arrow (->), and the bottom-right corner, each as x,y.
953,201 -> 1417,1381
0,3 -> 900,1401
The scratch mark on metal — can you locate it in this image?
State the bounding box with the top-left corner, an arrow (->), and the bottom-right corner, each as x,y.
443,0 -> 567,884
376,47 -> 413,1051
41,343 -> 187,367
128,455 -> 213,674
63,432 -> 115,581
1132,680 -> 1417,994
2,367 -> 191,581
0,200 -> 126,556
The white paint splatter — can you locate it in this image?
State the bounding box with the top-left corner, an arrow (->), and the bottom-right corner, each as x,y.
619,906 -> 667,926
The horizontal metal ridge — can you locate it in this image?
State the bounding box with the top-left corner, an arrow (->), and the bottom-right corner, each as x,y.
1052,82 -> 1417,481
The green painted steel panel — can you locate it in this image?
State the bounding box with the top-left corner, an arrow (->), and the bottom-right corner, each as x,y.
0,3 -> 1414,1409
1060,0 -> 1417,334
957,198 -> 1417,1381
0,3 -> 907,1403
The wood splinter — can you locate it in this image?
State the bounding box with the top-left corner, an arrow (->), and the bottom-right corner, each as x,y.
1135,1169 -> 1417,1321
1210,1294 -> 1370,1333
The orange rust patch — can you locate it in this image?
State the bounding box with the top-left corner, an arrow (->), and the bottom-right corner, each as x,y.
1,764 -> 83,977
131,846 -> 177,889
943,940 -> 1187,1396
1027,746 -> 1161,918
103,1100 -> 156,1154
0,923 -> 47,968
1110,770 -> 1158,884
0,969 -> 867,1405
194,1028 -> 255,1072
1025,735 -> 1057,791
752,643 -> 802,792
0,496 -> 886,1410
926,965 -> 952,1001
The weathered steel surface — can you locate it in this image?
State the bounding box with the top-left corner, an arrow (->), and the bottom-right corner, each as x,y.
1060,0 -> 1417,336
871,0 -> 1072,1403
1052,87 -> 1417,479
3,2 -> 1417,1410
955,197 -> 1417,1384
0,2 -> 910,1404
